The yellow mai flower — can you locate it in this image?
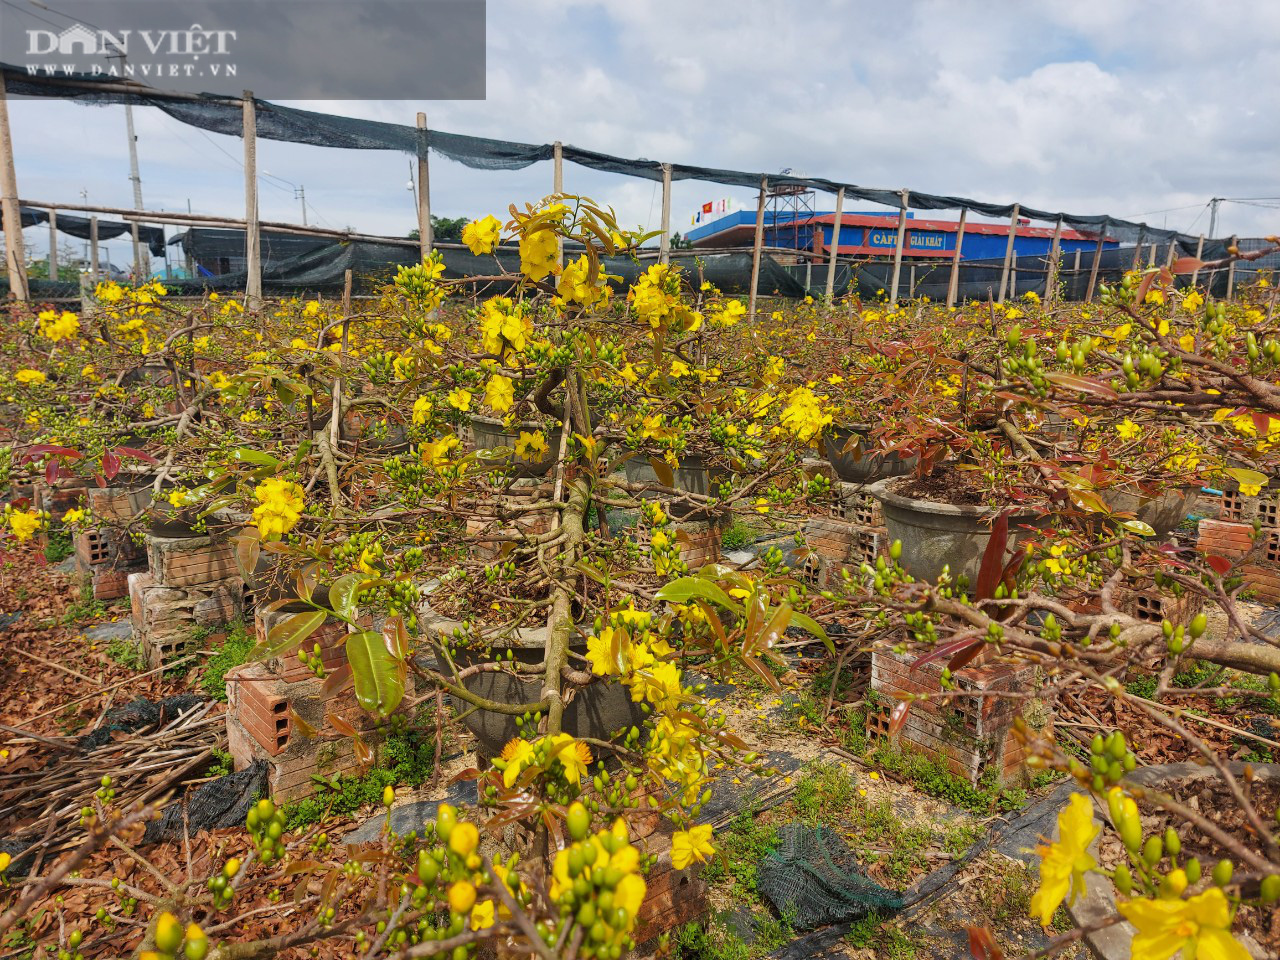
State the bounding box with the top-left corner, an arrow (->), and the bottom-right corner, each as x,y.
499,737 -> 535,789
447,388 -> 472,412
519,226 -> 559,281
412,395 -> 433,426
8,510 -> 43,542
469,899 -> 495,931
779,387 -> 833,444
421,435 -> 460,471
15,369 -> 46,385
37,309 -> 80,342
1119,888 -> 1249,960
669,359 -> 690,378
1029,793 -> 1098,926
1178,332 -> 1196,352
462,214 -> 502,256
586,626 -> 621,676
1182,289 -> 1204,313
558,254 -> 608,306
1115,418 -> 1142,441
251,478 -> 305,541
61,508 -> 86,525
514,430 -> 548,461
546,733 -> 592,783
483,374 -> 514,414
671,824 -> 715,869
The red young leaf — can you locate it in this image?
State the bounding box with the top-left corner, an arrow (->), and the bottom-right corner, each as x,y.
967,926 -> 1004,960
976,510 -> 1011,601
949,639 -> 988,673
44,459 -> 59,485
102,450 -> 120,481
1171,256 -> 1205,276
1205,554 -> 1233,576
888,700 -> 910,737
113,445 -> 158,464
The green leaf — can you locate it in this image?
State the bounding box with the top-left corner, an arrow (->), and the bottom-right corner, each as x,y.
1119,519 -> 1157,537
231,448 -> 281,468
346,630 -> 405,716
788,611 -> 834,654
655,576 -> 743,614
329,573 -> 362,621
253,610 -> 327,660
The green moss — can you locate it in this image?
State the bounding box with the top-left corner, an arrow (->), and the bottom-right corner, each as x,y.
198,621 -> 255,702
720,519 -> 758,552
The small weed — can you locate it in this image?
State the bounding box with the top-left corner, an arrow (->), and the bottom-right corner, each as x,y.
670,911 -> 793,960
283,728 -> 441,829
44,528 -> 73,563
720,519 -> 757,552
844,913 -> 916,958
207,747 -> 234,779
199,621 -> 255,702
866,743 -> 1027,815
106,634 -> 147,672
791,761 -> 858,824
701,806 -> 779,902
62,581 -> 106,625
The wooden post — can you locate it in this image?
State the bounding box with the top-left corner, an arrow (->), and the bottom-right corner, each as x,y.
996,204 -> 1020,304
888,189 -> 909,306
658,163 -> 672,265
1226,234 -> 1239,298
908,263 -> 916,300
1191,234 -> 1205,287
48,210 -> 58,281
89,216 -> 99,284
824,186 -> 845,301
1046,215 -> 1064,303
748,176 -> 767,321
242,90 -> 261,306
1131,229 -> 1145,271
0,72 -> 28,301
946,207 -> 967,308
416,112 -> 432,260
1085,219 -> 1108,303
553,140 -> 564,267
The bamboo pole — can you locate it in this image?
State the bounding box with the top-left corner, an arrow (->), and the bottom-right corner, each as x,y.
553,140 -> 564,268
748,176 -> 767,321
824,186 -> 844,301
658,163 -> 672,265
0,72 -> 28,301
888,189 -> 909,306
1085,219 -> 1108,303
1131,229 -> 1145,271
130,222 -> 142,279
996,204 -> 1020,304
48,210 -> 57,280
242,90 -> 261,306
89,216 -> 99,283
1226,234 -> 1239,298
416,112 -> 432,260
946,207 -> 967,308
1191,234 -> 1205,287
1046,215 -> 1064,303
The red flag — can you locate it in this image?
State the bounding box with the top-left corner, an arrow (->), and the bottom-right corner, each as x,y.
702,202 -> 714,214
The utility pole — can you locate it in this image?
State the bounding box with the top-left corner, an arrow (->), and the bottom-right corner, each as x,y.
1208,197 -> 1222,239
107,42 -> 148,278
295,185 -> 307,226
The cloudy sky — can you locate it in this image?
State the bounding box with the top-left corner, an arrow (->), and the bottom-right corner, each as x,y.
5,0 -> 1279,268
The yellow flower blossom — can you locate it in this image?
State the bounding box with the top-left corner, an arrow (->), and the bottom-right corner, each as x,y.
8,510 -> 43,541
1115,419 -> 1142,441
252,478 -> 305,541
671,824 -> 715,870
514,430 -> 548,461
462,214 -> 502,256
447,388 -> 472,412
1029,793 -> 1098,925
15,369 -> 46,385
1118,888 -> 1249,960
483,374 -> 514,414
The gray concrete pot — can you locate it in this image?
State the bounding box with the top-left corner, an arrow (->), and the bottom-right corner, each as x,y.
1098,485 -> 1197,540
470,415 -> 562,478
823,424 -> 917,485
1067,762 -> 1278,960
423,608 -> 645,765
622,453 -> 723,520
869,476 -> 1043,585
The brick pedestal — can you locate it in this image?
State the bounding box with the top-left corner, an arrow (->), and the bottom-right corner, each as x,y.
1196,518 -> 1280,605
74,527 -> 147,600
804,515 -> 885,588
128,571 -> 243,667
225,653 -> 413,802
146,534 -> 238,587
869,646 -> 1048,785
635,519 -> 722,571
